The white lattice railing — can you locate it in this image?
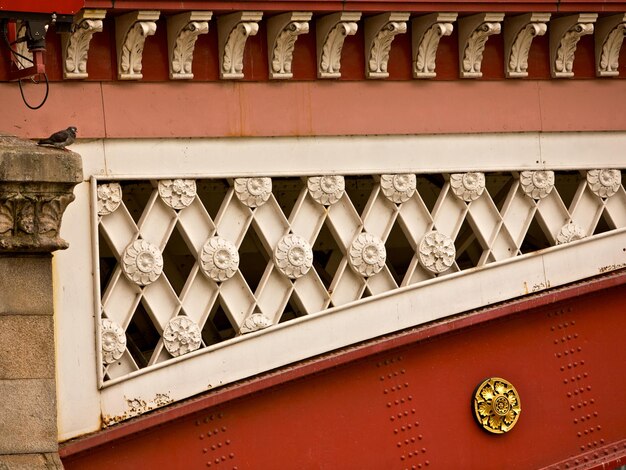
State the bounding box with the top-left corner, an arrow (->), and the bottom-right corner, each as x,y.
94,169 -> 626,383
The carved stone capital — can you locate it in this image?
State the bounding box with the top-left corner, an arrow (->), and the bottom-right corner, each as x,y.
365,12 -> 409,79
167,11 -> 212,80
218,11 -> 263,79
61,9 -> 106,79
412,13 -> 457,79
504,13 -> 550,78
116,11 -> 160,80
316,12 -> 362,79
267,12 -> 312,79
595,13 -> 626,77
550,13 -> 597,78
458,13 -> 504,78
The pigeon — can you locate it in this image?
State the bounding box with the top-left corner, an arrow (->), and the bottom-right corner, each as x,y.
37,126 -> 77,149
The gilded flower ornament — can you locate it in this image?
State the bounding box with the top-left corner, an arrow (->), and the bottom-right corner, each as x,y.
158,179 -> 197,209
163,316 -> 202,357
240,313 -> 273,334
274,234 -> 313,279
380,174 -> 416,204
418,231 -> 455,274
200,236 -> 239,282
556,222 -> 585,245
450,172 -> 485,202
234,177 -> 272,208
121,239 -> 163,286
349,233 -> 386,277
474,377 -> 521,434
97,183 -> 122,216
307,175 -> 345,206
101,318 -> 126,365
520,170 -> 555,200
587,169 -> 621,199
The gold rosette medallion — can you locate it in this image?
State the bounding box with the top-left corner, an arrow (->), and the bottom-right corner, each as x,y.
473,377 -> 521,434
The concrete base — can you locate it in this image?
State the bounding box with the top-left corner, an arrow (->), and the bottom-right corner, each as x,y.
0,453 -> 63,470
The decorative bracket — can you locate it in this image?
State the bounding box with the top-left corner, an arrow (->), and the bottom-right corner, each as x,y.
550,13 -> 597,78
504,13 -> 550,78
115,11 -> 159,80
267,12 -> 312,79
167,11 -> 212,80
364,12 -> 409,79
595,13 -> 626,77
316,12 -> 362,79
62,10 -> 106,79
218,11 -> 263,80
458,13 -> 504,78
412,13 -> 457,78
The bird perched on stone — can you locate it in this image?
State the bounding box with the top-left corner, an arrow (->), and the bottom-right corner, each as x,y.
37,127 -> 77,149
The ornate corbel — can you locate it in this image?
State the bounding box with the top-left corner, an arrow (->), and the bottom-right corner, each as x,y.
14,22 -> 32,69
364,12 -> 409,79
61,10 -> 106,79
412,13 -> 457,78
595,13 -> 626,77
115,11 -> 160,80
267,12 -> 312,79
166,11 -> 212,80
316,12 -> 362,79
549,13 -> 597,78
458,13 -> 504,78
218,11 -> 263,79
504,13 -> 550,78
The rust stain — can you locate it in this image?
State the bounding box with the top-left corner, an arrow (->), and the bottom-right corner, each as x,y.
101,392 -> 174,428
599,263 -> 626,274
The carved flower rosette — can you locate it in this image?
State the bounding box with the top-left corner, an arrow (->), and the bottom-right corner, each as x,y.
240,313 -> 273,334
418,231 -> 455,274
121,239 -> 163,286
380,174 -> 416,204
158,179 -> 197,209
520,170 -> 555,200
274,234 -> 313,279
349,233 -> 386,277
307,175 -> 345,206
450,172 -> 485,202
556,222 -> 585,245
474,377 -> 521,434
101,318 -> 126,365
200,236 -> 239,282
163,316 -> 202,357
97,183 -> 122,216
234,177 -> 272,208
587,169 -> 621,199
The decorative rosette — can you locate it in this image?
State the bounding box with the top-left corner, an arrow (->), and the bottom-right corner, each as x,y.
520,170 -> 555,200
474,377 -> 521,434
418,231 -> 455,274
450,172 -> 485,202
556,222 -> 585,245
349,233 -> 386,277
200,236 -> 239,282
101,318 -> 126,365
234,177 -> 272,207
163,316 -> 202,357
240,313 -> 273,334
97,183 -> 122,216
121,239 -> 163,286
274,234 -> 313,279
307,175 -> 345,206
380,174 -> 416,204
586,169 -> 621,199
158,179 -> 196,209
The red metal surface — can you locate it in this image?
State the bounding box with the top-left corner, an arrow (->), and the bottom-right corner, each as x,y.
0,0 -> 83,14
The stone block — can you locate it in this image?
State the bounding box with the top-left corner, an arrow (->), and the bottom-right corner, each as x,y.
0,315 -> 54,379
0,257 -> 52,316
0,453 -> 63,470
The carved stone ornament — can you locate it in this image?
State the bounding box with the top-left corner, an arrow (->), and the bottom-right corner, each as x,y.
380,174 -> 416,204
14,22 -> 32,69
218,12 -> 263,79
115,11 -> 160,80
550,14 -> 597,78
595,14 -> 626,77
412,13 -> 457,78
101,318 -> 126,365
473,377 -> 521,434
519,170 -> 555,200
307,175 -> 345,206
97,183 -> 122,216
317,12 -> 362,78
158,179 -> 197,209
418,230 -> 455,274
200,236 -> 240,282
365,12 -> 409,79
349,232 -> 386,277
458,13 -> 504,78
167,11 -> 212,80
450,172 -> 486,202
62,10 -> 106,79
587,169 -> 622,198
274,234 -> 313,279
267,12 -> 312,79
234,177 -> 272,208
163,316 -> 202,357
121,239 -> 163,286
240,313 -> 273,334
504,13 -> 550,78
556,222 -> 586,245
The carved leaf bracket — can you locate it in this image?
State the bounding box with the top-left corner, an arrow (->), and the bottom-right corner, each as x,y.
504,13 -> 550,78
316,12 -> 362,79
458,13 -> 504,78
115,11 -> 160,80
267,12 -> 312,80
412,12 -> 458,78
595,13 -> 626,77
218,11 -> 263,79
167,11 -> 212,80
62,9 -> 106,79
364,12 -> 409,79
550,13 -> 597,78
